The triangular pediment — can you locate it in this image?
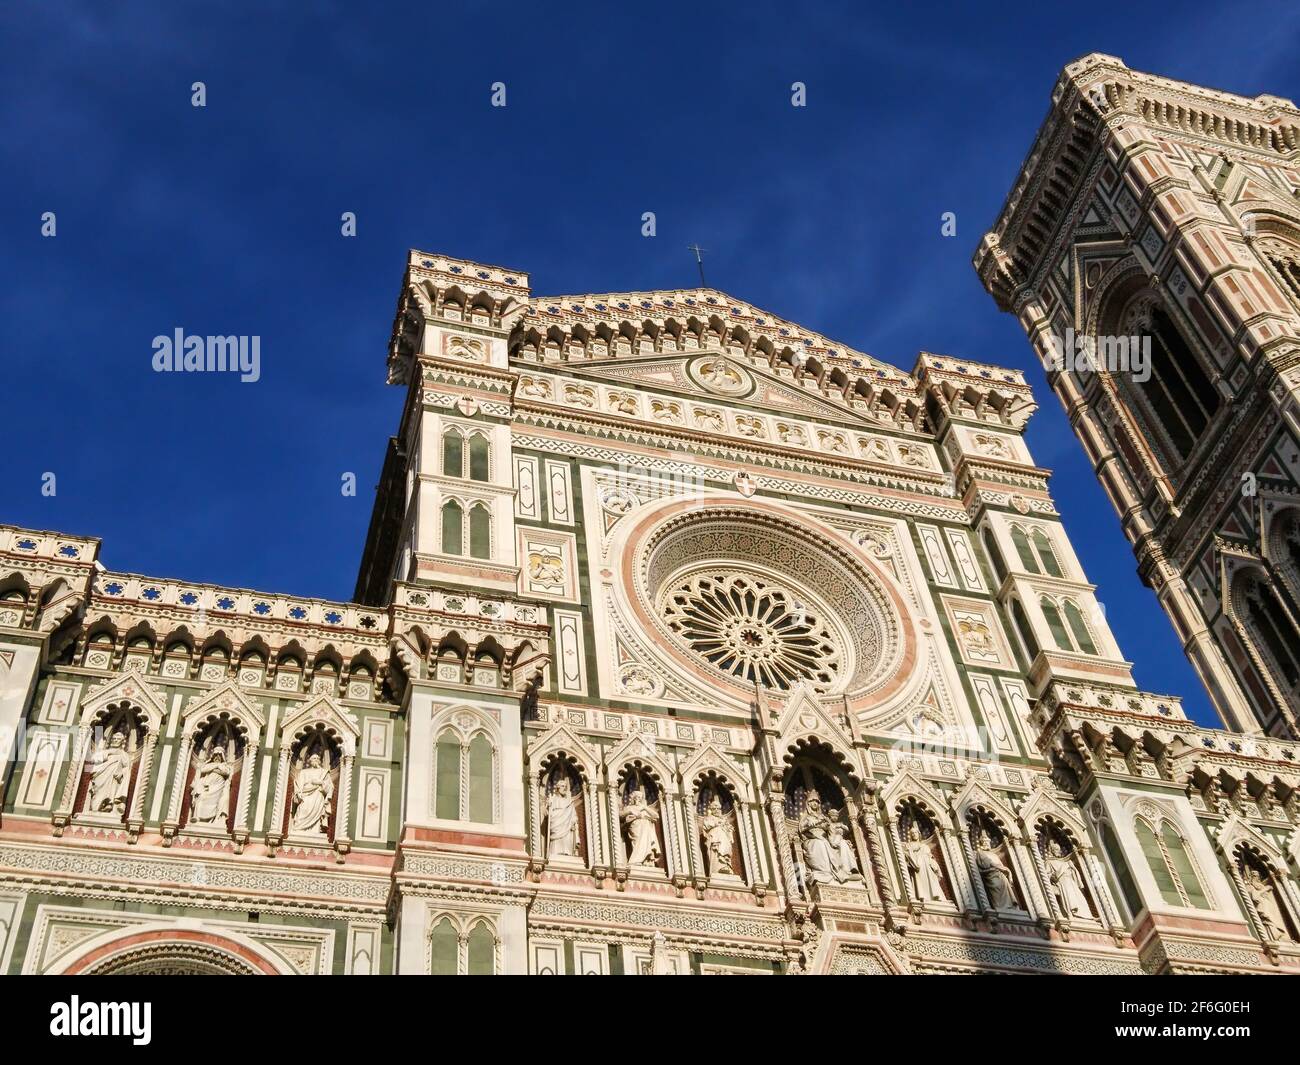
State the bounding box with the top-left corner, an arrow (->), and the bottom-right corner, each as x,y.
81,672 -> 167,730
180,681 -> 267,734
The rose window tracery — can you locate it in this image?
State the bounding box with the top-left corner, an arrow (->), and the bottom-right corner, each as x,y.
630,506 -> 908,700
661,571 -> 842,690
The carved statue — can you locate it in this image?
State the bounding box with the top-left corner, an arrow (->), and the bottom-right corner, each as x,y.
86,730 -> 131,815
1245,867 -> 1289,941
190,741 -> 233,826
798,797 -> 861,885
699,792 -> 735,875
545,774 -> 580,858
974,830 -> 1019,909
289,751 -> 333,836
622,786 -> 661,866
904,822 -> 946,902
1045,838 -> 1091,917
824,810 -> 862,882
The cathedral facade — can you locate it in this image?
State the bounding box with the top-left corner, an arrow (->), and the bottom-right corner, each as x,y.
976,53 -> 1300,740
4,209 -> 1300,972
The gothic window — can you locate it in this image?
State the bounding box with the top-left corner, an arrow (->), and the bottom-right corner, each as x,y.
1010,524 -> 1039,573
434,729 -> 460,820
441,500 -> 463,555
467,733 -> 494,823
1241,573 -> 1300,694
1040,596 -> 1072,651
468,503 -> 491,560
430,917 -> 458,975
1123,299 -> 1221,463
982,527 -> 1008,584
1010,598 -> 1039,661
466,920 -> 497,975
442,428 -> 464,477
1134,815 -> 1209,909
433,722 -> 496,824
468,433 -> 490,482
1031,528 -> 1063,578
1099,819 -> 1142,917
1063,600 -> 1099,655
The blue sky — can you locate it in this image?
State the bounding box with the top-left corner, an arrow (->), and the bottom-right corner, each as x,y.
4,1 -> 1299,726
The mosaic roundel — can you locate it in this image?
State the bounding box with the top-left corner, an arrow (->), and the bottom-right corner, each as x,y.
635,506 -> 902,698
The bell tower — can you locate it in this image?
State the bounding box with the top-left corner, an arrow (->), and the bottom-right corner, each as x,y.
975,54 -> 1300,736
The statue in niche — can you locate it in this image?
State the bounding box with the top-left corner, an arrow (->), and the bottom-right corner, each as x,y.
903,821 -> 946,902
289,749 -> 334,836
699,790 -> 736,876
825,811 -> 862,881
798,797 -> 861,884
189,735 -> 235,826
621,784 -> 661,867
1244,865 -> 1290,941
973,829 -> 1019,910
86,730 -> 132,815
545,772 -> 580,858
1044,836 -> 1091,917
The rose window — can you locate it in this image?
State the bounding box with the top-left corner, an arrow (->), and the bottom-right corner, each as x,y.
630,505 -> 907,700
661,572 -> 842,690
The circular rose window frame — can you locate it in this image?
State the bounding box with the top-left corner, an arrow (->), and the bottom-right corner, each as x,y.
616,496 -> 918,712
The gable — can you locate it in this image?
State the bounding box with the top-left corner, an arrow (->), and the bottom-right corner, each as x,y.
552,352 -> 888,426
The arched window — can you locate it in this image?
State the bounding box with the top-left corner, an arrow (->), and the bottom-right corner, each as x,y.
1123,299 -> 1221,463
441,500 -> 463,555
1010,598 -> 1038,661
434,729 -> 461,820
1135,818 -> 1181,906
466,921 -> 496,975
1031,528 -> 1063,578
434,724 -> 496,824
1100,820 -> 1142,917
442,428 -> 464,478
982,527 -> 1008,584
430,917 -> 458,975
1242,573 -> 1300,691
1135,816 -> 1209,909
1161,822 -> 1209,908
1040,596 -> 1072,651
468,504 -> 491,560
1063,600 -> 1098,655
468,434 -> 490,482
1010,525 -> 1039,573
468,733 -> 494,823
